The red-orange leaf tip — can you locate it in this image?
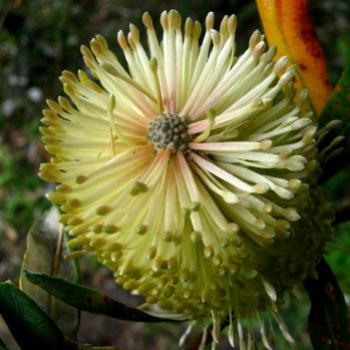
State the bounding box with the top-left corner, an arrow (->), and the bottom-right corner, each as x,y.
256,0 -> 332,115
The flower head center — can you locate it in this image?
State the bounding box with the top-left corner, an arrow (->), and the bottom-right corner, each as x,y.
148,112 -> 190,153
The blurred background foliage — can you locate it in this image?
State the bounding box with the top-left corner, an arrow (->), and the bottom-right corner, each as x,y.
0,0 -> 349,349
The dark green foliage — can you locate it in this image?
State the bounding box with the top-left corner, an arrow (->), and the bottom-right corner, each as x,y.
326,222 -> 350,294
319,64 -> 350,183
304,259 -> 350,350
25,271 -> 181,323
0,281 -> 69,350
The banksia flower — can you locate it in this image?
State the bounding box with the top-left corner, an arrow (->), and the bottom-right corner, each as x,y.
40,10 -> 332,348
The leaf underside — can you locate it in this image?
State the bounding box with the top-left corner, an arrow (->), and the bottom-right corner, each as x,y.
19,207 -> 79,339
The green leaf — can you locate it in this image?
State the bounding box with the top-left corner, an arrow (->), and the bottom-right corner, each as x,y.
19,207 -> 79,339
304,258 -> 350,350
0,281 -> 70,350
25,272 -> 182,323
319,64 -> 350,183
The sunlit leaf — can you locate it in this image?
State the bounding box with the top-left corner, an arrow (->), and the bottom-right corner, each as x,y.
304,258 -> 350,350
19,207 -> 79,339
25,272 -> 182,323
256,0 -> 332,115
0,281 -> 71,350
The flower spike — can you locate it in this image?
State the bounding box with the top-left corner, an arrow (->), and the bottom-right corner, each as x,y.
41,10 -> 333,349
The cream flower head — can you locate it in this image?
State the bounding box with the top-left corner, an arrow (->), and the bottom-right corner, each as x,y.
40,10 -> 331,348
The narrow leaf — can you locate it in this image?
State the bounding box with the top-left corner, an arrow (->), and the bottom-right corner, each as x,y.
19,207 -> 79,339
25,272 -> 181,323
256,0 -> 332,115
319,64 -> 350,182
304,258 -> 350,350
0,281 -> 68,350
